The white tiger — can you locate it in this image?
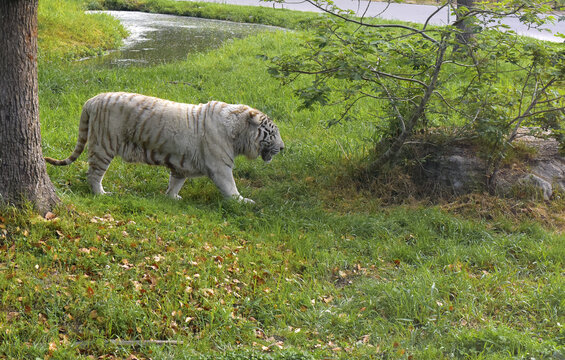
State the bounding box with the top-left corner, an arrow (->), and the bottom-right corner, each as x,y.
45,92 -> 284,204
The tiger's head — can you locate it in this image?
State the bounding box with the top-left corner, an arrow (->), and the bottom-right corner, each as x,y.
248,109 -> 284,163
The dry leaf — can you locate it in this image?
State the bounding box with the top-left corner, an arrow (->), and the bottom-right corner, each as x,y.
89,310 -> 98,319
44,212 -> 57,220
7,312 -> 19,321
201,288 -> 215,297
48,341 -> 58,352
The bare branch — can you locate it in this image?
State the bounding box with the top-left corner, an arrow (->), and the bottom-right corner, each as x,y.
423,2 -> 449,31
509,78 -> 558,143
302,0 -> 440,45
326,94 -> 370,127
368,67 -> 429,88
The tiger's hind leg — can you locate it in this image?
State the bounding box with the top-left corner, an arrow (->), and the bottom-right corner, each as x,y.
165,171 -> 187,200
87,148 -> 114,195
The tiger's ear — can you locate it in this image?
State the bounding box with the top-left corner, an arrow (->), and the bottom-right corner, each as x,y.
247,110 -> 261,127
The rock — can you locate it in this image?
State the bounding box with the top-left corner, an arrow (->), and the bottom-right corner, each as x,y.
416,129 -> 565,200
519,174 -> 553,201
431,154 -> 485,194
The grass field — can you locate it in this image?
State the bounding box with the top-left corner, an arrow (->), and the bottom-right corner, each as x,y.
0,1 -> 564,359
38,0 -> 127,61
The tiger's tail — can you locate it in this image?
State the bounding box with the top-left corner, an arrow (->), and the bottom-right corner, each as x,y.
45,105 -> 90,166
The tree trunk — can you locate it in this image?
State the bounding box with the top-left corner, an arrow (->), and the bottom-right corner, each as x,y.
455,0 -> 476,45
370,34 -> 450,172
0,0 -> 59,214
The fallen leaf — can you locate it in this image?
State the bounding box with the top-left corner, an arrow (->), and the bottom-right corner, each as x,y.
7,312 -> 19,321
44,212 -> 57,220
89,310 -> 98,319
201,288 -> 215,297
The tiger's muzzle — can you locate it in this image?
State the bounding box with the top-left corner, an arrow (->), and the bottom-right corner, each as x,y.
261,141 -> 284,164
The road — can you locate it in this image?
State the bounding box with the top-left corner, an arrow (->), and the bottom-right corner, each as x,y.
178,0 -> 565,42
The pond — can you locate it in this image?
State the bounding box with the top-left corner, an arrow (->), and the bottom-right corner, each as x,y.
83,11 -> 280,66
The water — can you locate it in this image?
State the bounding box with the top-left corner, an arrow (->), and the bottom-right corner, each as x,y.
83,11 -> 280,66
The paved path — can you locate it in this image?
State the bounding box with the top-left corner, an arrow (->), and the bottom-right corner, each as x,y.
179,0 -> 564,42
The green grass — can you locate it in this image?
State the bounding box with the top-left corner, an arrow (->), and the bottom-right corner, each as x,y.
90,0 -> 319,30
38,0 -> 128,61
1,1 -> 564,359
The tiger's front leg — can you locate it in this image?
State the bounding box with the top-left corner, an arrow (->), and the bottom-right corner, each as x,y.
209,166 -> 255,204
166,172 -> 187,200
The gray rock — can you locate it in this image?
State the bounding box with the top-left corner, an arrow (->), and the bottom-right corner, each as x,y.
519,174 -> 553,201
418,129 -> 565,200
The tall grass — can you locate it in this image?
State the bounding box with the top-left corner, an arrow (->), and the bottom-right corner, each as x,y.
38,0 -> 127,61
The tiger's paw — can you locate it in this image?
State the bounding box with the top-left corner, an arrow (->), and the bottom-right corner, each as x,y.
236,195 -> 255,205
94,191 -> 111,196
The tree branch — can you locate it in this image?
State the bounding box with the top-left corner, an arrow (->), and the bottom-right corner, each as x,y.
368,67 -> 429,88
303,0 -> 440,44
508,78 -> 558,143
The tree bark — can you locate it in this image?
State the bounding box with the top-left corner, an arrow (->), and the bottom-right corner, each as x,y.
0,0 -> 59,214
455,0 -> 476,45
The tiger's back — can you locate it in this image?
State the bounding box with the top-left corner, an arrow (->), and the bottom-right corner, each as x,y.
85,92 -> 198,171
